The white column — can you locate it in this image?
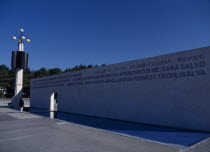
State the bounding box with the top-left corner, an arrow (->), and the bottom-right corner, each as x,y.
13,42 -> 24,104
50,112 -> 55,119
18,42 -> 24,51
50,93 -> 55,111
14,68 -> 23,99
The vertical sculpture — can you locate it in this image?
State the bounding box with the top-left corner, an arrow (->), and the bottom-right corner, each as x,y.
11,29 -> 30,107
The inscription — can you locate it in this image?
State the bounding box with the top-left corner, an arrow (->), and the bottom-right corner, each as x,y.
31,54 -> 207,88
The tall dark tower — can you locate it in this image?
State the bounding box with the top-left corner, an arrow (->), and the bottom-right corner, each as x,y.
11,29 -> 30,107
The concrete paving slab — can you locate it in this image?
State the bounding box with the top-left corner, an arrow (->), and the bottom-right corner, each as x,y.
0,113 -> 18,122
29,109 -> 210,147
178,138 -> 210,152
1,100 -> 210,152
7,112 -> 41,119
0,106 -> 181,152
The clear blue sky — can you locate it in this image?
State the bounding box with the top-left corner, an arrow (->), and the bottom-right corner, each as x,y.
0,0 -> 210,70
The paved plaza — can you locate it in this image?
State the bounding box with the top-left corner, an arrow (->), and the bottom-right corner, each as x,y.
0,100 -> 209,152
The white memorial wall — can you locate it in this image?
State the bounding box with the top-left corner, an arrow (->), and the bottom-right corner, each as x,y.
31,46 -> 210,131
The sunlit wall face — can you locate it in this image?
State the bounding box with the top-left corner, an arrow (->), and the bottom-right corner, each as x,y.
31,46 -> 210,132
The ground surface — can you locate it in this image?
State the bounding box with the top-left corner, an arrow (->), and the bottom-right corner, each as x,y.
29,108 -> 210,147
0,100 -> 209,152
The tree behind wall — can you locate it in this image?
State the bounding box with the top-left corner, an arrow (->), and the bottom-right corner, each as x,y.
49,68 -> 62,75
0,64 -> 103,98
0,65 -> 9,97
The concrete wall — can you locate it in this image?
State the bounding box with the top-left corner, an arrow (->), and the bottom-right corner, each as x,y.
31,46 -> 210,131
